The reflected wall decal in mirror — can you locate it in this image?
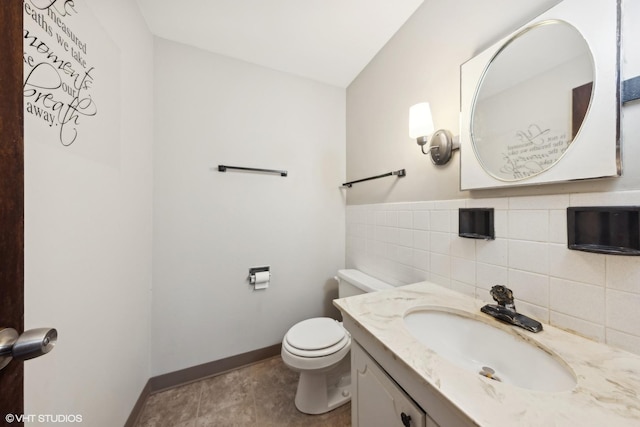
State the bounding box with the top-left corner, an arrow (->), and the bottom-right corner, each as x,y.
460,0 -> 621,190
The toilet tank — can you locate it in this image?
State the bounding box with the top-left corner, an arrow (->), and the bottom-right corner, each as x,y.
336,269 -> 393,298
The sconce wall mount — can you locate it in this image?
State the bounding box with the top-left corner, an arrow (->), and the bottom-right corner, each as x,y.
410,103 -> 459,165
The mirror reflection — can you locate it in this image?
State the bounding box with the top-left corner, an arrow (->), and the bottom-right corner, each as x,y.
471,20 -> 594,181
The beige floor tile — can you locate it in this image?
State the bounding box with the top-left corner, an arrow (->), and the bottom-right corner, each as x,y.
135,356 -> 351,427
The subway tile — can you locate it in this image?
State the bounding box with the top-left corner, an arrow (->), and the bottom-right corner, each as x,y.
430,210 -> 451,232
430,253 -> 450,278
476,263 -> 508,292
434,199 -> 466,210
606,255 -> 640,294
345,222 -> 354,237
366,210 -> 376,225
450,210 -> 459,234
516,301 -> 549,324
366,237 -> 377,252
413,230 -> 429,251
509,194 -> 569,210
550,312 -> 605,343
345,208 -> 356,224
385,243 -> 399,262
474,287 -> 494,304
476,238 -> 508,267
451,257 -> 476,285
395,263 -> 416,284
386,211 -> 398,227
494,210 -> 508,238
397,246 -> 414,266
508,210 -> 549,242
606,329 -> 640,355
365,224 -> 375,240
387,227 -> 400,245
398,211 -> 413,229
429,272 -> 451,287
344,199 -> 640,353
353,223 -> 367,238
606,289 -> 640,337
413,211 -> 429,231
412,249 -> 429,271
549,243 -> 605,286
410,201 -> 435,210
450,280 -> 475,297
391,202 -> 413,211
430,231 -> 451,255
397,228 -> 413,248
371,240 -> 385,258
550,278 -> 605,324
508,240 -> 548,275
350,236 -> 366,254
466,197 -> 509,210
570,190 -> 640,207
508,269 -> 549,307
548,209 -> 567,244
450,236 -> 476,260
412,268 -> 430,282
373,225 -> 385,243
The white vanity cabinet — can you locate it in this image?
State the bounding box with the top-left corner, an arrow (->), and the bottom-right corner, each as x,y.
352,341 -> 439,427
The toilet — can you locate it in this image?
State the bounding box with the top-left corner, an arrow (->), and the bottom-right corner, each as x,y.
281,269 -> 393,414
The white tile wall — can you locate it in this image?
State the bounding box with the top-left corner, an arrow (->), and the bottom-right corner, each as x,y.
346,191 -> 640,356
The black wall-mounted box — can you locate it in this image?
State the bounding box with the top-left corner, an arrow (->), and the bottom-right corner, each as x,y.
567,206 -> 640,255
459,208 -> 494,240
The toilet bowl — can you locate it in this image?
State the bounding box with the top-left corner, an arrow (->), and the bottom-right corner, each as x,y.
281,269 -> 392,415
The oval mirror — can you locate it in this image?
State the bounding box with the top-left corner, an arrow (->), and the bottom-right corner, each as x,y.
470,20 -> 595,181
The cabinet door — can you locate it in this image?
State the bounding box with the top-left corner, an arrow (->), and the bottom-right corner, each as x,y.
353,342 -> 426,427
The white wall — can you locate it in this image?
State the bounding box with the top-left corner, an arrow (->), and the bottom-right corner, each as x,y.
346,0 -> 640,204
24,0 -> 154,425
152,39 -> 346,375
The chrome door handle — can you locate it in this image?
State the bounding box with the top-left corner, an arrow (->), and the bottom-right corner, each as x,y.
0,327 -> 57,371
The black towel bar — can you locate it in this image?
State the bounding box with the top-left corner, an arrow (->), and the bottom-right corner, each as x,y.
218,165 -> 287,177
342,169 -> 406,188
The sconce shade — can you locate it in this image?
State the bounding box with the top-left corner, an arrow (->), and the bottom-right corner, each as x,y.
409,102 -> 434,139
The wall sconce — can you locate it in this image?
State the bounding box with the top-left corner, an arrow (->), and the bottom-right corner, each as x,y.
409,102 -> 459,165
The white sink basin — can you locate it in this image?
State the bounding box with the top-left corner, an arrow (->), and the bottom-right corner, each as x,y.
403,309 -> 576,392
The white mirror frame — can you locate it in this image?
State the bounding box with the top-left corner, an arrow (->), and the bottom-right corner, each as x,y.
460,0 -> 620,190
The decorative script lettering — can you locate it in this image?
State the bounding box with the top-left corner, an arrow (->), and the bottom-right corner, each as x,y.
500,124 -> 569,179
23,0 -> 97,147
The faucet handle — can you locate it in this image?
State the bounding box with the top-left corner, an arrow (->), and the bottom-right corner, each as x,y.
489,285 -> 515,310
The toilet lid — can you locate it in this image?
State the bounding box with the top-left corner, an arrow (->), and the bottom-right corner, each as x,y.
285,317 -> 346,351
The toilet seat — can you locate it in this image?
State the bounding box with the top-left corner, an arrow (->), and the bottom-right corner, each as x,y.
284,318 -> 349,358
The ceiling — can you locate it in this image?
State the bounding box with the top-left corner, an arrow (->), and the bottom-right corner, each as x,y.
135,0 -> 424,88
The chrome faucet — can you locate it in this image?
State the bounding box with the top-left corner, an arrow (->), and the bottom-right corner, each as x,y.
481,285 -> 543,333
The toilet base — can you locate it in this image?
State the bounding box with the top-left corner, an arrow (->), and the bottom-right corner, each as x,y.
293,357 -> 351,415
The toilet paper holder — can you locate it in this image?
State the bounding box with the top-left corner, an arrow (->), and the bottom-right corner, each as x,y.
249,266 -> 270,284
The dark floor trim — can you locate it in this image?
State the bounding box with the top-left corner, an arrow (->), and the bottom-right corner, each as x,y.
123,380 -> 151,427
149,343 -> 281,393
125,344 -> 281,426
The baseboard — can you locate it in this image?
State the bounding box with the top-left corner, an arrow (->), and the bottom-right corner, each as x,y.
149,343 -> 281,392
123,380 -> 151,427
124,343 -> 281,426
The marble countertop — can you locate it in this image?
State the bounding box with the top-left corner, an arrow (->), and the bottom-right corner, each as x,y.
334,281 -> 640,427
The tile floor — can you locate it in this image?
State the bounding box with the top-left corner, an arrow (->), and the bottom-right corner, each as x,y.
134,356 -> 351,427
